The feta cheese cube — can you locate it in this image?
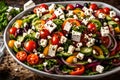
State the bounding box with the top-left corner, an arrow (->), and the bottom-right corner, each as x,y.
48,45 -> 58,57
60,36 -> 67,44
49,4 -> 56,11
14,41 -> 21,48
82,7 -> 88,11
82,19 -> 89,25
47,36 -> 52,39
39,54 -> 45,58
36,9 -> 42,17
87,58 -> 92,63
24,0 -> 35,10
103,22 -> 107,26
76,52 -> 84,60
72,30 -> 82,42
75,47 -> 81,51
101,26 -> 110,37
35,32 -> 40,39
59,14 -> 65,20
23,23 -> 28,27
57,47 -> 64,52
86,38 -> 95,47
54,8 -> 64,17
23,33 -> 27,37
73,15 -> 78,19
32,26 -> 35,30
98,13 -> 105,19
68,45 -> 75,54
110,11 -> 116,17
89,15 -> 95,20
114,18 -> 119,21
63,22 -> 72,32
44,20 -> 57,33
40,39 -> 47,47
76,42 -> 82,48
84,9 -> 93,16
67,10 -> 74,17
93,49 -> 97,54
96,65 -> 104,73
43,62 -> 48,67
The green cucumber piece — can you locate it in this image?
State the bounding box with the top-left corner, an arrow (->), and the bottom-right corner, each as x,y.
41,13 -> 52,20
28,14 -> 37,20
108,21 -> 118,28
57,4 -> 65,9
100,45 -> 109,55
106,16 -> 112,21
13,46 -> 19,52
80,47 -> 93,56
93,54 -> 105,59
17,36 -> 24,42
57,52 -> 72,57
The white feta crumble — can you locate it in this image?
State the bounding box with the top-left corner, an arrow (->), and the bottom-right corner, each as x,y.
86,38 -> 95,47
14,41 -> 21,48
24,0 -> 35,10
100,26 -> 110,37
47,36 -> 52,39
98,13 -> 105,19
54,8 -> 64,17
32,26 -> 35,30
35,32 -> 40,39
68,45 -> 75,54
23,32 -> 27,37
76,52 -> 84,60
103,22 -> 107,26
93,49 -> 97,55
82,19 -> 89,25
33,49 -> 37,53
60,36 -> 67,44
48,45 -> 58,57
82,6 -> 88,11
89,15 -> 95,20
73,15 -> 78,19
73,57 -> 77,63
84,9 -> 93,16
96,65 -> 104,73
7,6 -> 13,12
40,39 -> 47,47
23,23 -> 28,27
75,47 -> 81,51
66,10 -> 74,17
39,54 -> 45,58
87,58 -> 92,63
36,9 -> 42,17
76,42 -> 83,48
63,22 -> 72,32
114,18 -> 119,21
44,20 -> 57,33
43,62 -> 48,67
27,29 -> 34,34
72,30 -> 82,42
57,47 -> 64,52
110,11 -> 116,17
59,14 -> 65,20
49,4 -> 56,11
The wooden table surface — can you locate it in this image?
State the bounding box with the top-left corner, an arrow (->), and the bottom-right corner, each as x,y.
0,0 -> 120,80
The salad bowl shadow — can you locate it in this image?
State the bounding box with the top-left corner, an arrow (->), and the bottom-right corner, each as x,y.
4,1 -> 120,80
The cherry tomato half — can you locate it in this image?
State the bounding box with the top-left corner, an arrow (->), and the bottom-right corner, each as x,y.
70,65 -> 85,75
103,7 -> 110,14
66,4 -> 74,10
40,29 -> 50,39
89,3 -> 98,10
95,9 -> 104,16
87,23 -> 97,32
27,54 -> 39,65
51,32 -> 63,45
9,27 -> 17,35
49,13 -> 57,20
24,40 -> 37,52
16,51 -> 27,62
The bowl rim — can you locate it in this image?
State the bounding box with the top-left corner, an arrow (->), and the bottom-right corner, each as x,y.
4,1 -> 120,79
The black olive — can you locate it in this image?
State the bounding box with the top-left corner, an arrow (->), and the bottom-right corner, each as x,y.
115,35 -> 120,41
16,28 -> 23,35
84,3 -> 89,8
63,10 -> 68,14
95,38 -> 102,46
65,33 -> 71,39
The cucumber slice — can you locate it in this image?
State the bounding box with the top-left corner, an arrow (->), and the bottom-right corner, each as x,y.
57,4 -> 65,9
57,52 -> 72,57
28,14 -> 37,20
108,21 -> 118,28
41,13 -> 52,20
17,36 -> 24,42
106,16 -> 112,21
13,46 -> 19,52
80,47 -> 93,56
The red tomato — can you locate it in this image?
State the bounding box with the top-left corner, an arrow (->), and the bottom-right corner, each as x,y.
66,4 -> 74,10
95,9 -> 104,16
40,29 -> 50,39
27,54 -> 39,65
87,23 -> 97,32
16,51 -> 27,62
24,40 -> 37,52
90,3 -> 98,10
49,13 -> 57,20
70,66 -> 85,75
9,27 -> 17,35
103,7 -> 110,14
101,36 -> 110,47
51,32 -> 63,45
33,4 -> 48,13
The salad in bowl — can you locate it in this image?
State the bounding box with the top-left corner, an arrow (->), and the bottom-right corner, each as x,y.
6,1 -> 120,77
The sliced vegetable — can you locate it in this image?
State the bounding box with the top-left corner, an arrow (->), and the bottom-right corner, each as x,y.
80,47 -> 93,56
16,51 -> 27,62
27,54 -> 39,65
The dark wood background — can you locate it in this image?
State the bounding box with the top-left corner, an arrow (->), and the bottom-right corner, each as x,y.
0,0 -> 120,80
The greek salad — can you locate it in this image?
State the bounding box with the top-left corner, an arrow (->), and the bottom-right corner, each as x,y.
8,3 -> 120,75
